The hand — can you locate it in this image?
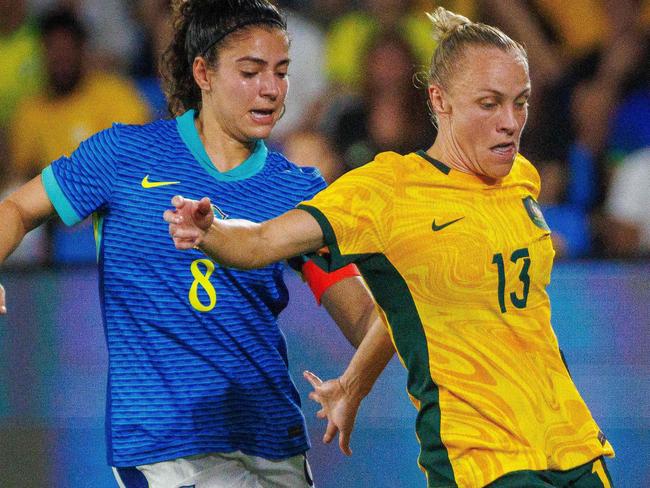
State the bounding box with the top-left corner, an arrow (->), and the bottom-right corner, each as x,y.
303,370 -> 362,456
0,283 -> 5,314
163,195 -> 214,250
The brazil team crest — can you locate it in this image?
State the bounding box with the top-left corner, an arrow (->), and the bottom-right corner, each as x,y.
522,196 -> 550,230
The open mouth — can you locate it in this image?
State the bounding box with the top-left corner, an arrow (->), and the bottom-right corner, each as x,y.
250,109 -> 275,121
490,142 -> 516,155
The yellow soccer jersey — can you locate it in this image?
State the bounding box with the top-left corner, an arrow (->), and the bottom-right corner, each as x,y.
299,150 -> 613,488
9,70 -> 150,180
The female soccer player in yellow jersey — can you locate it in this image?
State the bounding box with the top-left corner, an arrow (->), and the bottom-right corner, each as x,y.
164,7 -> 615,487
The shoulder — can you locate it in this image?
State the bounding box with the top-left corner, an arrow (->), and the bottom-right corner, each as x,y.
109,117 -> 176,139
323,151 -> 401,196
510,153 -> 541,197
264,151 -> 327,190
351,150 -> 404,178
80,118 -> 174,155
267,151 -> 324,179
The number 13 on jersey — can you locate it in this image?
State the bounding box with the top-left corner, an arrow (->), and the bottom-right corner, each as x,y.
492,248 -> 531,313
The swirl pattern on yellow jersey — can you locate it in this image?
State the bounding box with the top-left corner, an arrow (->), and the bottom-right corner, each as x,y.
300,151 -> 613,487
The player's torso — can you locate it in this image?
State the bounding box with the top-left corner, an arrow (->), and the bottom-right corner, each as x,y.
96,123 -> 317,463
380,153 -> 609,485
98,124 -> 309,324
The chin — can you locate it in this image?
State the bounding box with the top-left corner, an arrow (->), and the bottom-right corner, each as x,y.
485,159 -> 515,179
246,126 -> 274,141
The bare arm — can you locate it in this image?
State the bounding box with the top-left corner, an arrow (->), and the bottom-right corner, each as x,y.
304,319 -> 395,454
0,175 -> 56,313
320,276 -> 379,348
164,195 -> 325,269
166,196 -> 378,346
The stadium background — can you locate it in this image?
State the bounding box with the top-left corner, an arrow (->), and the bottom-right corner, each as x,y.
1,0 -> 649,486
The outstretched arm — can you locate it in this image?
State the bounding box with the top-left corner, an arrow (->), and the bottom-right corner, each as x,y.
320,276 -> 379,348
0,175 -> 56,314
304,319 -> 395,455
166,196 -> 378,347
164,195 -> 325,269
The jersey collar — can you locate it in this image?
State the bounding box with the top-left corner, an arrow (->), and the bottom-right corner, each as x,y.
176,109 -> 267,181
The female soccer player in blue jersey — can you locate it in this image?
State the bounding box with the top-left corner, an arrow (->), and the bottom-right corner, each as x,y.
165,7 -> 616,488
0,1 -> 379,486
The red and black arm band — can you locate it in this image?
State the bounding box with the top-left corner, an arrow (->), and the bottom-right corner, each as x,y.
302,260 -> 360,305
287,254 -> 360,305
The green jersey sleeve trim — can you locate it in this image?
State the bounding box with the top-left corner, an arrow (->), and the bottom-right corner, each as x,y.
296,204 -> 362,272
41,165 -> 82,226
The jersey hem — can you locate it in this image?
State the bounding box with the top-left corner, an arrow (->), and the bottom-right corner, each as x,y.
109,442 -> 310,468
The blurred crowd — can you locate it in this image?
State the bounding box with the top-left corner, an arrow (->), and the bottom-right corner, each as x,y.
1,0 -> 649,263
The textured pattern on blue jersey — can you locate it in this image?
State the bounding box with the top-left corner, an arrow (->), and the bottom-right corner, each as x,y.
42,113 -> 326,467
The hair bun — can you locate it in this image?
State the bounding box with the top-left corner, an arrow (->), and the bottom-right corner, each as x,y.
426,6 -> 471,43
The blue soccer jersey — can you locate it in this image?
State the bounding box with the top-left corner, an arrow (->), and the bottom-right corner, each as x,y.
41,110 -> 326,467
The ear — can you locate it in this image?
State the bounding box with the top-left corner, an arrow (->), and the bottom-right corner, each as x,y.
193,56 -> 212,92
428,84 -> 450,117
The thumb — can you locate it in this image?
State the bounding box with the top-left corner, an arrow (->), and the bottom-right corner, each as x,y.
339,427 -> 352,456
196,197 -> 212,217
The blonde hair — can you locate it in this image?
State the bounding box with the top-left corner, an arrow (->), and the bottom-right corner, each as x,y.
426,7 -> 528,89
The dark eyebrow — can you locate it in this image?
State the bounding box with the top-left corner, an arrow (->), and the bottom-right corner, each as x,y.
235,56 -> 291,68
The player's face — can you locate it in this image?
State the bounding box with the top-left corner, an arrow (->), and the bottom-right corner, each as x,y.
435,46 -> 530,179
205,26 -> 290,142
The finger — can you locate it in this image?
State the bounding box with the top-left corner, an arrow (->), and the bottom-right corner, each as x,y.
308,391 -> 321,403
171,228 -> 202,240
323,420 -> 338,444
163,209 -> 182,225
0,284 -> 6,314
303,370 -> 323,388
196,197 -> 212,216
171,195 -> 185,209
316,408 -> 326,419
174,240 -> 198,250
339,429 -> 352,456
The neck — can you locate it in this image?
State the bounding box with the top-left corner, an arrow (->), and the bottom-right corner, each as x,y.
426,133 -> 498,185
427,128 -> 471,174
195,111 -> 256,172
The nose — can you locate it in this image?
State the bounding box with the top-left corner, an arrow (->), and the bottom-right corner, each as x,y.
260,72 -> 280,100
498,106 -> 518,135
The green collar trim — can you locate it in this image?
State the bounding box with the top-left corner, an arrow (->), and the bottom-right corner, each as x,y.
416,150 -> 451,175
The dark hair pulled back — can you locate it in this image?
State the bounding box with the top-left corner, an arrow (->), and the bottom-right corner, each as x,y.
161,0 -> 286,116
